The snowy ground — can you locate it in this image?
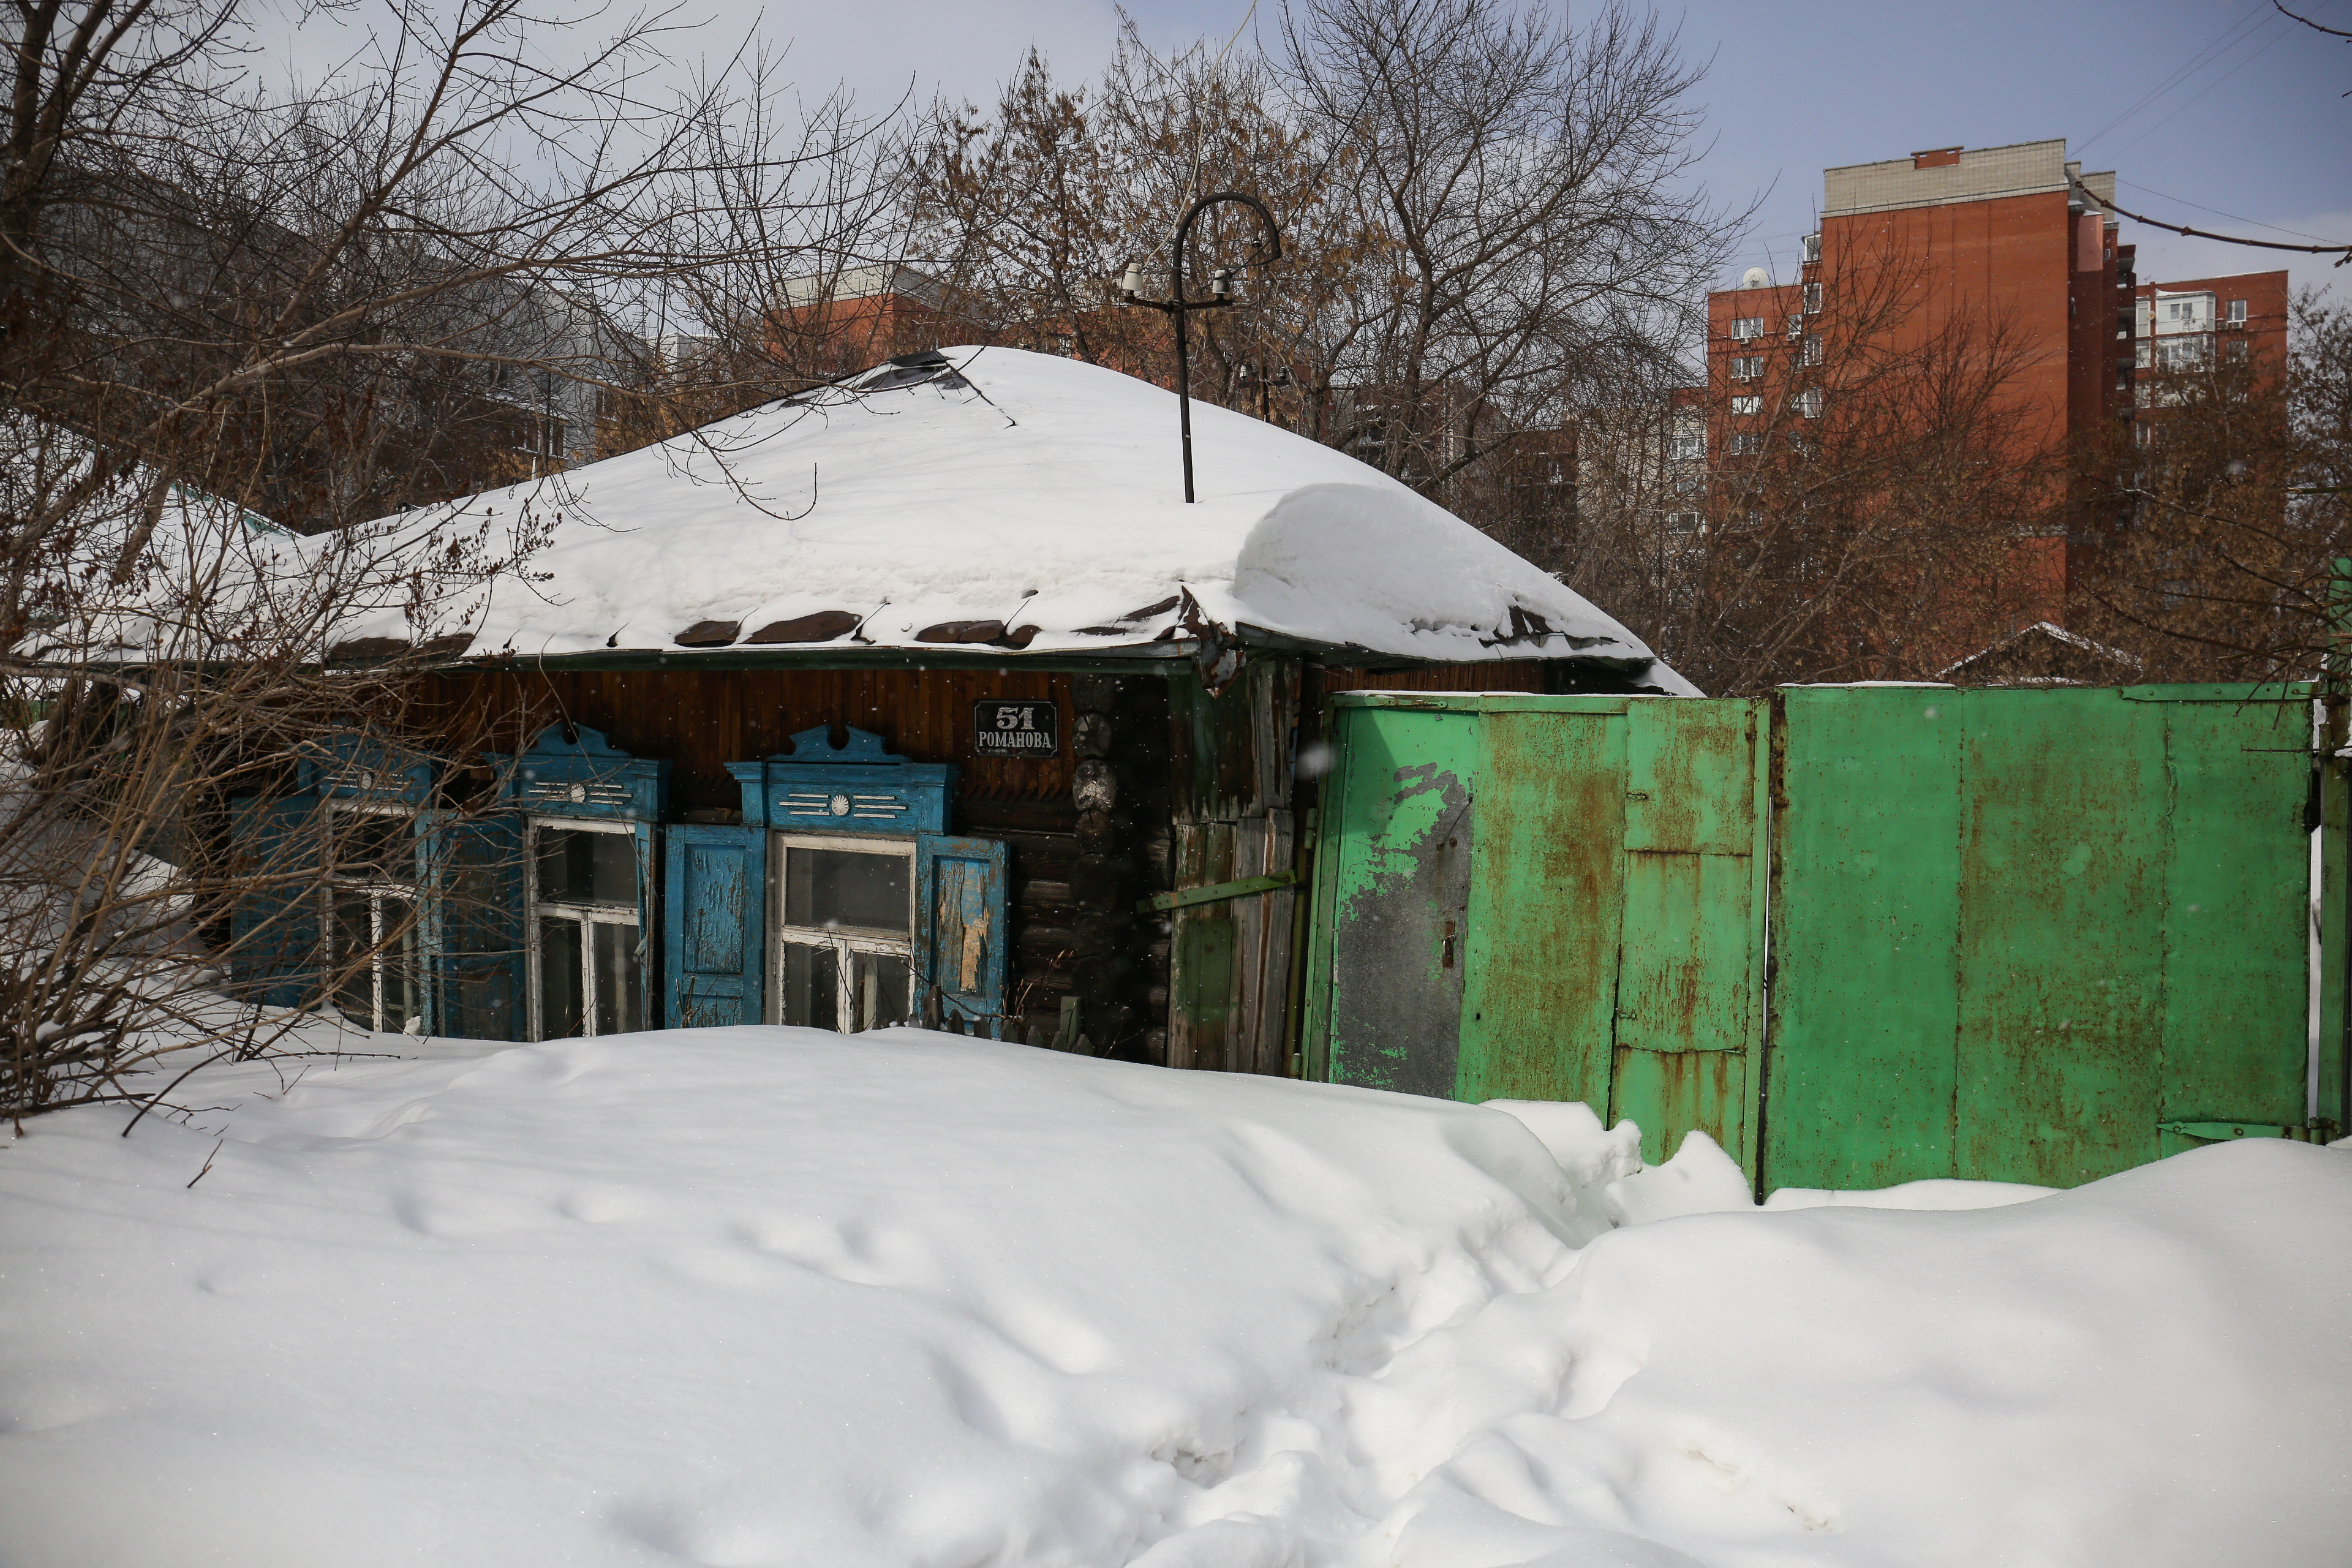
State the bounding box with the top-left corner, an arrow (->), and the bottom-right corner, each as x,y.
2,1027 -> 2347,1567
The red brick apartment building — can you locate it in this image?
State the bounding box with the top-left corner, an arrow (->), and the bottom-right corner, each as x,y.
764,264 -> 1180,392
1702,138 -> 2286,655
766,264 -> 962,377
2132,269 -> 2291,386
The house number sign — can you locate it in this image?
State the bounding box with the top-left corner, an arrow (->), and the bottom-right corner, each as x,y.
972,699 -> 1060,758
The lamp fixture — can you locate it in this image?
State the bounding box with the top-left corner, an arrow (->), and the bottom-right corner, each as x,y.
1115,191 -> 1283,503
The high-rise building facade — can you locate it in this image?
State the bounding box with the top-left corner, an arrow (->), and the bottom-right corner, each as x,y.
1700,138 -> 2286,657
2131,269 -> 2291,401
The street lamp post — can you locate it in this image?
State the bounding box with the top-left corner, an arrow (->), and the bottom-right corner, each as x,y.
1119,190 -> 1283,503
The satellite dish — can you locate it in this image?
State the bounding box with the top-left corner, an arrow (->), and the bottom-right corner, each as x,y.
1741,266 -> 1770,289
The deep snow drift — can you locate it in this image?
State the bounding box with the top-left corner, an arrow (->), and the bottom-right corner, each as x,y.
2,1028 -> 2346,1567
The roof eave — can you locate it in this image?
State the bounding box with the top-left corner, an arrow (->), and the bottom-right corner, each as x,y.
402,632 -> 1656,677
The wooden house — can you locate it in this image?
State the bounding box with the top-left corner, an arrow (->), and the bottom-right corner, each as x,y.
257,348 -> 1691,1074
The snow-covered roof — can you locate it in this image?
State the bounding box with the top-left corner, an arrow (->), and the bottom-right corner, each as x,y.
1937,620 -> 2141,684
1,420 -> 333,666
338,348 -> 1690,690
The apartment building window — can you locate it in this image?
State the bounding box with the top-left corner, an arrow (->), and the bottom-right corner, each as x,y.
1786,312 -> 1804,339
2135,341 -> 2150,369
2226,299 -> 2247,325
1670,431 -> 1705,461
1731,395 -> 1762,415
1799,334 -> 1823,366
2225,339 -> 2250,364
1727,432 -> 1763,456
1795,387 -> 1823,418
1731,317 -> 1765,341
1801,232 -> 1821,264
1666,510 -> 1703,535
1803,282 -> 1822,315
1731,355 -> 1763,380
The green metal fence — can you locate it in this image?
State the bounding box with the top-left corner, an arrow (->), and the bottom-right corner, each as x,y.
1300,684 -> 2330,1191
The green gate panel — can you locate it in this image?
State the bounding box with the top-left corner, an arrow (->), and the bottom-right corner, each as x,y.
2144,692 -> 2310,1152
1311,684 -> 2311,1194
2326,702 -> 2351,1137
1766,687 -> 1963,1188
1954,690 -> 2168,1186
1456,706 -> 1627,1107
1623,696 -> 1762,856
1611,698 -> 1768,1170
1611,1047 -> 1751,1172
1769,684 -> 2315,1191
1322,707 -> 1480,1098
1314,693 -> 1768,1180
1615,850 -> 1753,1055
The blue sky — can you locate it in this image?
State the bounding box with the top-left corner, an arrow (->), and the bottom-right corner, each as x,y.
255,0 -> 2351,300
870,0 -> 2351,300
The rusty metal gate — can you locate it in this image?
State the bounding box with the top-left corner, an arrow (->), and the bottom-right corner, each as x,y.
1300,684 -> 2328,1190
1300,694 -> 1769,1169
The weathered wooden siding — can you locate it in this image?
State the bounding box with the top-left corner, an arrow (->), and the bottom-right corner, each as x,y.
426,666 -> 1112,1050
437,666 -> 1076,813
1323,662 -> 1549,693
420,655 -> 1579,1071
1165,660 -> 1303,1075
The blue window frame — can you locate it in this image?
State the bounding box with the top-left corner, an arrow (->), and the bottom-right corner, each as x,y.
667,725 -> 1011,1037
499,725 -> 669,1041
230,733 -> 439,1030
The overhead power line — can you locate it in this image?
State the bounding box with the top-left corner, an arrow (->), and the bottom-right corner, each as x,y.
2076,6 -> 2275,154
2117,182 -> 2341,245
2072,178 -> 2351,266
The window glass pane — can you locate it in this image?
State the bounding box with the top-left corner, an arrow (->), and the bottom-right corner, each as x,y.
333,889 -> 374,1023
537,827 -> 638,907
780,941 -> 840,1030
592,919 -> 642,1036
784,846 -> 910,935
538,916 -> 584,1039
335,812 -> 413,882
850,951 -> 911,1033
590,833 -> 638,905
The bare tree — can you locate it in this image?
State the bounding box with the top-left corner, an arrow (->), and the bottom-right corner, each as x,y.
1570,246 -> 2064,693
0,0 -> 901,1119
2070,292 -> 2352,681
913,49 -> 1146,368
0,415 -> 543,1120
1275,0 -> 1735,508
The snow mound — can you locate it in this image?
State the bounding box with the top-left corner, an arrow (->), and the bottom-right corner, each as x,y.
2,1030 -> 2346,1567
